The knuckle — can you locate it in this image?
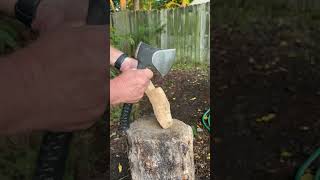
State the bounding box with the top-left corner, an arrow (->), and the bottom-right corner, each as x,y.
138,78 -> 146,84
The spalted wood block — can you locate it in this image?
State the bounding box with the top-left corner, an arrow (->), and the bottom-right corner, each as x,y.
145,86 -> 173,129
127,116 -> 194,180
145,81 -> 173,129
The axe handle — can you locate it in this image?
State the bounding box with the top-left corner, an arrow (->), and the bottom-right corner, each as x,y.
119,103 -> 132,132
118,81 -> 155,132
146,81 -> 155,93
33,132 -> 73,180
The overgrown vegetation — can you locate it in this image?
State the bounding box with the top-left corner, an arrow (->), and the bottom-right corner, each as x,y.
111,0 -> 193,11
110,24 -> 164,55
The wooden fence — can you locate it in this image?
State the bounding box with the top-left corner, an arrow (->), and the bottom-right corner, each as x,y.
111,2 -> 210,63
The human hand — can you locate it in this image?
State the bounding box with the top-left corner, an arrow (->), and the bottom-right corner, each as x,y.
120,57 -> 138,71
110,69 -> 153,105
0,25 -> 107,133
32,0 -> 89,32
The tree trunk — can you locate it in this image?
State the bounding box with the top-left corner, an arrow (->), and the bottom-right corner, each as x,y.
133,0 -> 140,10
127,116 -> 195,180
110,0 -> 116,12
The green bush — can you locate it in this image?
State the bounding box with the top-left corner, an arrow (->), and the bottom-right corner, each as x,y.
110,23 -> 164,55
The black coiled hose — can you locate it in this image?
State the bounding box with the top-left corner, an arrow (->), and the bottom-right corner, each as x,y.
33,132 -> 73,180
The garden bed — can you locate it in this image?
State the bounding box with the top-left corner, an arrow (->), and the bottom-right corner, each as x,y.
213,17 -> 320,179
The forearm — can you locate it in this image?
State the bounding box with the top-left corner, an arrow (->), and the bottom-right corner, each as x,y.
0,0 -> 17,16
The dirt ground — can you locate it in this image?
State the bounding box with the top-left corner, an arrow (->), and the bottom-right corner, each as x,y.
212,19 -> 320,179
110,67 -> 211,179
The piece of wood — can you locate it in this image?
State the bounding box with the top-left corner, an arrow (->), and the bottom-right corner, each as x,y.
127,116 -> 194,180
145,81 -> 173,129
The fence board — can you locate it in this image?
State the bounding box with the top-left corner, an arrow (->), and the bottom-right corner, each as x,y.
111,2 -> 210,63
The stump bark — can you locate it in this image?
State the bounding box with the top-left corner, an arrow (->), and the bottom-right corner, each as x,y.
127,116 -> 194,180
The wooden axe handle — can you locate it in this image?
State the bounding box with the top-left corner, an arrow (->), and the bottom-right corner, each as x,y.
145,81 -> 173,129
145,81 -> 155,93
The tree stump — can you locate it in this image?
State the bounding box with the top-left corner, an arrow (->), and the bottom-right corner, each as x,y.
127,116 -> 194,180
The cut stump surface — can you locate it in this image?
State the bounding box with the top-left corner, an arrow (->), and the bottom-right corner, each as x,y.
127,116 -> 194,180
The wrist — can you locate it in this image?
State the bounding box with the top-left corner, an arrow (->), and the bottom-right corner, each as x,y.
114,53 -> 128,70
120,57 -> 133,71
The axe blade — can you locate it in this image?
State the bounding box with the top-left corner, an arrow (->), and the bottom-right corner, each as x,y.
135,42 -> 176,77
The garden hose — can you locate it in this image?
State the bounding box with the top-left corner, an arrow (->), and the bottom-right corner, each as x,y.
295,147 -> 320,180
201,108 -> 211,132
316,167 -> 320,180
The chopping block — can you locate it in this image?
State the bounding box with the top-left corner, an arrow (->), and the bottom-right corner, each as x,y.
127,116 -> 195,180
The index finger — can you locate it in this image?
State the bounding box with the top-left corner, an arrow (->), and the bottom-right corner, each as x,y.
142,68 -> 153,79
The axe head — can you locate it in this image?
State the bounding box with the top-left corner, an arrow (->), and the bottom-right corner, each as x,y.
135,42 -> 176,77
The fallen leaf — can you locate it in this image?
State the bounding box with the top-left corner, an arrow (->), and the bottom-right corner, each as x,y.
256,113 -> 276,123
300,126 -> 310,131
110,132 -> 116,138
249,57 -> 255,64
280,41 -> 288,46
197,127 -> 203,132
301,172 -> 314,180
280,150 -> 292,158
264,64 -> 270,69
118,163 -> 122,173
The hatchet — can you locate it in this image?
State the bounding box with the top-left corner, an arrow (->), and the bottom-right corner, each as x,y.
119,42 -> 176,131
